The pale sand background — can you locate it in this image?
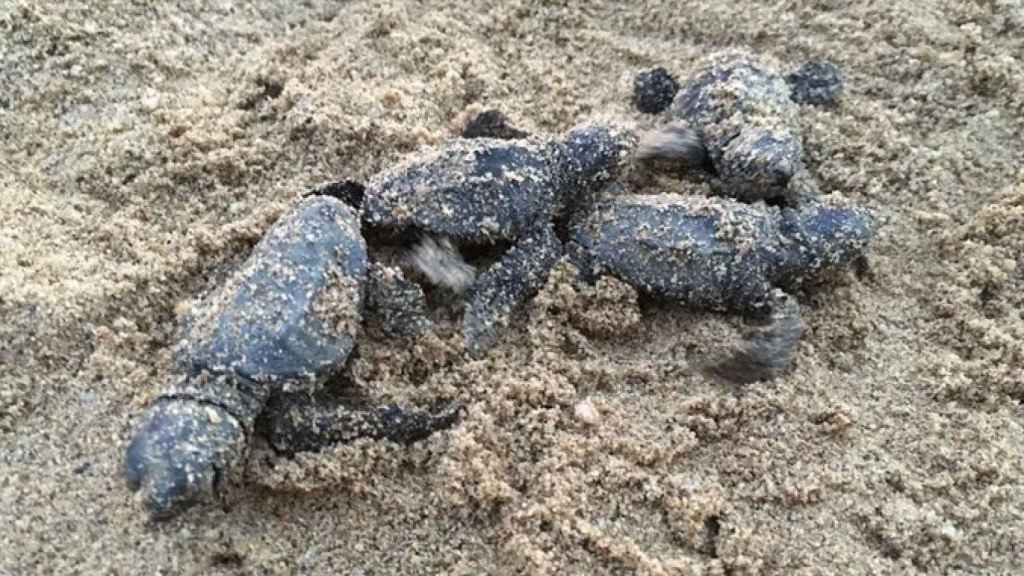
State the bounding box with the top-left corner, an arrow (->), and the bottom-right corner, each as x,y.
3,1 -> 1024,574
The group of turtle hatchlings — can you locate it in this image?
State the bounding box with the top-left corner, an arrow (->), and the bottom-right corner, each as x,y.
124,50 -> 874,519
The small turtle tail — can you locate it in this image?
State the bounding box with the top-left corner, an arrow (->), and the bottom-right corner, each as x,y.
636,122 -> 709,169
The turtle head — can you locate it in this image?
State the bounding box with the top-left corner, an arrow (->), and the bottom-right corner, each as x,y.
777,200 -> 874,285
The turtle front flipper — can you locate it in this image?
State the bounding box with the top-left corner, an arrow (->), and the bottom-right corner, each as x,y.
261,392 -> 461,456
124,196 -> 368,519
463,223 -> 563,357
635,121 -> 710,170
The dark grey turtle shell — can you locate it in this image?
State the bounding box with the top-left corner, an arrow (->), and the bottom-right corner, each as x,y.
179,195 -> 368,387
363,123 -> 636,244
674,57 -> 795,135
574,194 -> 787,311
363,138 -> 563,243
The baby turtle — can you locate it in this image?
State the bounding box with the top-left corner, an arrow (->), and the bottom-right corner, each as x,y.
571,193 -> 873,381
361,122 -> 637,355
637,51 -> 844,204
124,196 -> 456,519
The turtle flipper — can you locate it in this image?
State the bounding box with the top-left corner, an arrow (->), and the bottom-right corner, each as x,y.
635,121 -> 709,169
261,392 -> 461,456
702,290 -> 804,384
462,223 -> 562,357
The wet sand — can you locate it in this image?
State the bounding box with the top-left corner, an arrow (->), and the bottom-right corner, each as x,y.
2,1 -> 1024,574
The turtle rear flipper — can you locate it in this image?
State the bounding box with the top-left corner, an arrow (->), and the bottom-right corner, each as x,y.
702,290 -> 804,384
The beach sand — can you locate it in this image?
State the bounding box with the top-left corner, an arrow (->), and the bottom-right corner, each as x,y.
2,1 -> 1024,574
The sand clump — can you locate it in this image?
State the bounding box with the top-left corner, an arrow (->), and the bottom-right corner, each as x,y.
3,1 -> 1024,574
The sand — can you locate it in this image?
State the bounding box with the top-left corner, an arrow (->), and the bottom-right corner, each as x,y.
2,0 -> 1024,574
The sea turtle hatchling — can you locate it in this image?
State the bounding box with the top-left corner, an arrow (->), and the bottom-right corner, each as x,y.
569,192 -> 873,382
124,195 -> 458,519
637,51 -> 845,205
